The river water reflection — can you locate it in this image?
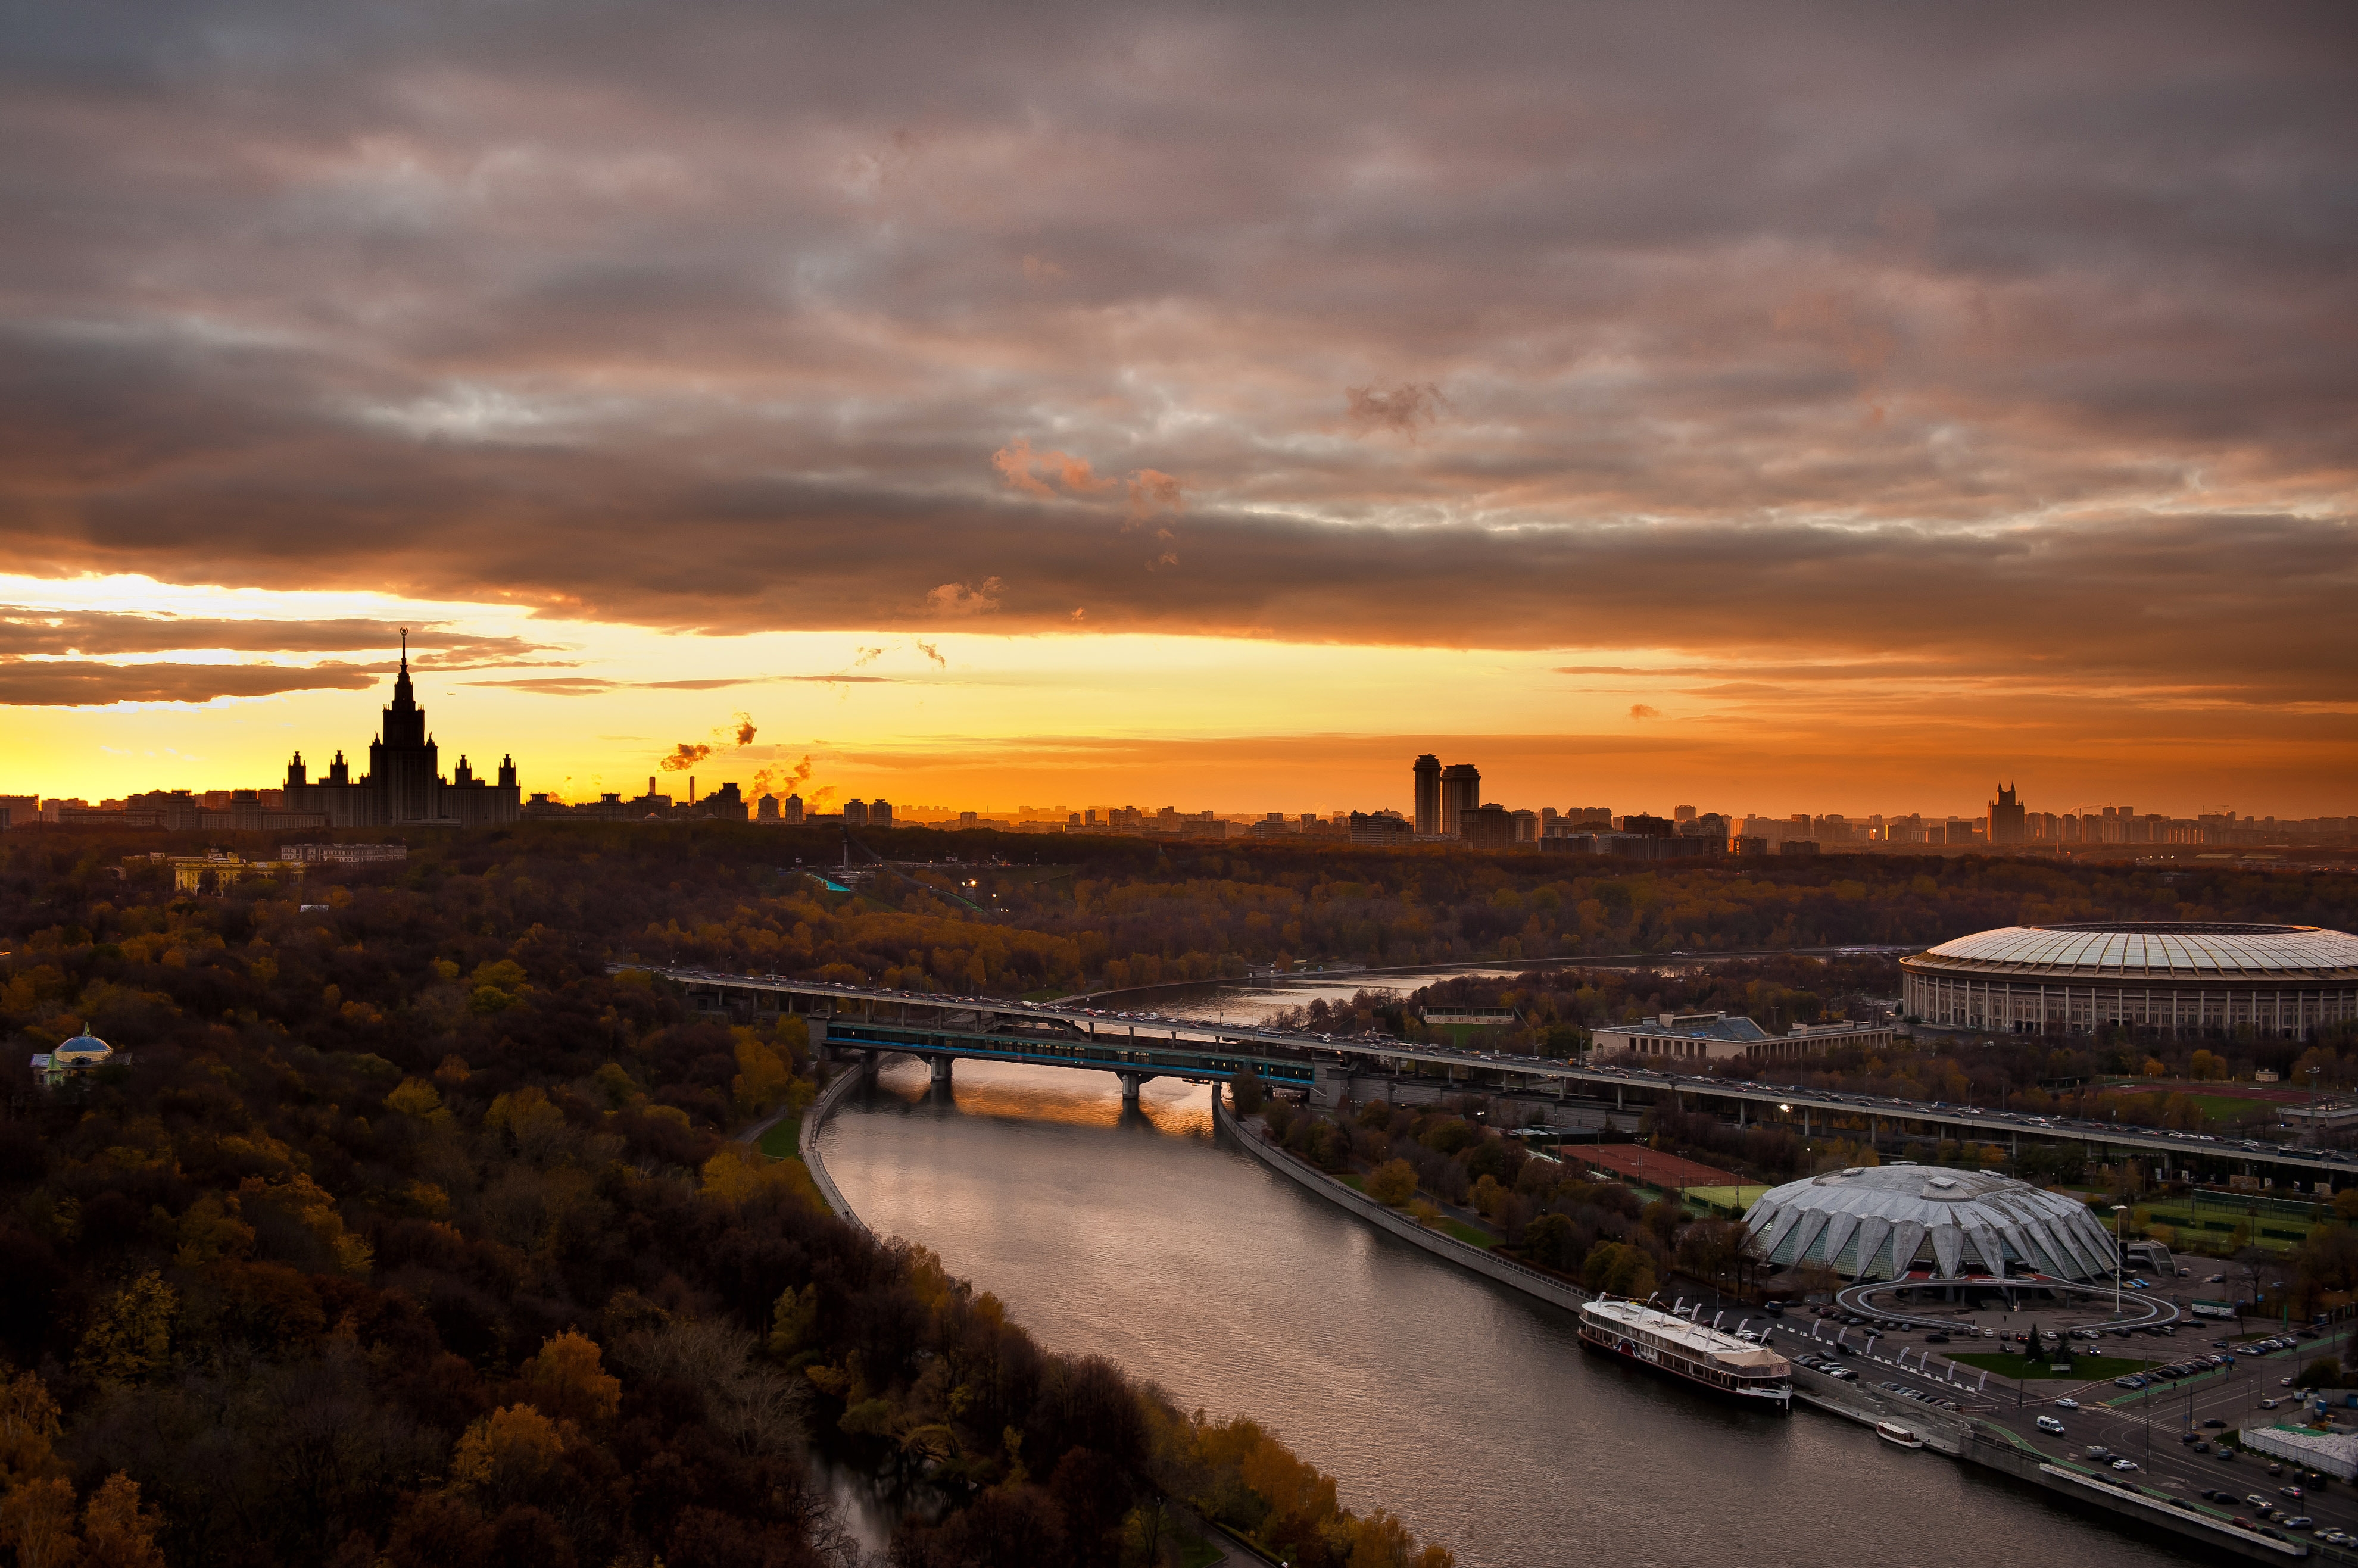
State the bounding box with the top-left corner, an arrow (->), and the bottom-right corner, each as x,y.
819,1058 -> 2188,1567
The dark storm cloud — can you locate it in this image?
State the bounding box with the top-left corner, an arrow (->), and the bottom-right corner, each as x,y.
0,608 -> 549,663
0,1 -> 2353,702
0,660 -> 380,707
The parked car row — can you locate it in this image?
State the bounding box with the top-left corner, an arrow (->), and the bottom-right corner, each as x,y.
1791,1353 -> 1855,1382
1878,1380 -> 1963,1411
2119,1351 -> 2241,1392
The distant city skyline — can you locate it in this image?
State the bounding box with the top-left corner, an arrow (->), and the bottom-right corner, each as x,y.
2,9 -> 2350,823
10,644 -> 2352,835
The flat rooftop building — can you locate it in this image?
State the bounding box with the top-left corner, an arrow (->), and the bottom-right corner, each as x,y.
1592,1011 -> 1894,1063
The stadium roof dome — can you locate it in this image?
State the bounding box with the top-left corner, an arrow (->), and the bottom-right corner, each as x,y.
1742,1164 -> 2119,1283
1904,922 -> 2358,982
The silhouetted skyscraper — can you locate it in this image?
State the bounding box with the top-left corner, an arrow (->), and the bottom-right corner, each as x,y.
1413,754 -> 1442,835
1439,763 -> 1480,837
1990,783 -> 2026,845
285,633 -> 518,826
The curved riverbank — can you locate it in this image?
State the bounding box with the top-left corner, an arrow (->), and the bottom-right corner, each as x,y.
822,1057 -> 2191,1567
1212,1089 -> 1592,1316
1215,1092 -> 2303,1562
801,1057 -> 873,1230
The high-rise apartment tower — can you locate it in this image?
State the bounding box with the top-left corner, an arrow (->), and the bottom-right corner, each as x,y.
1439,764 -> 1481,837
1412,754 -> 1443,835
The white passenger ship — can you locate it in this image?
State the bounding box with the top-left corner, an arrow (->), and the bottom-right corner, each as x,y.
1577,1298 -> 1792,1409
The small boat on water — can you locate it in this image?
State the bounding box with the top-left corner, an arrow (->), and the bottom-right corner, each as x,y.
1876,1420 -> 1925,1450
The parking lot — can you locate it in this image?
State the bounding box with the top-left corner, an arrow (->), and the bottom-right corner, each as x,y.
1745,1278 -> 2358,1550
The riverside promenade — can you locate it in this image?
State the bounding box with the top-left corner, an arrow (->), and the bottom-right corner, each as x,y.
1218,1088 -> 2309,1563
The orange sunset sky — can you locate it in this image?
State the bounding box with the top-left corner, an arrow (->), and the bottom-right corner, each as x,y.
2,5 -> 2352,819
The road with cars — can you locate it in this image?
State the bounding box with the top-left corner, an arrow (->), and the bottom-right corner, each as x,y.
1751,1280 -> 2358,1550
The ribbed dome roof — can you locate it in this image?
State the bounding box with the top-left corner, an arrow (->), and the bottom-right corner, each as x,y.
52,1034 -> 113,1062
1743,1164 -> 2121,1282
1904,922 -> 2358,980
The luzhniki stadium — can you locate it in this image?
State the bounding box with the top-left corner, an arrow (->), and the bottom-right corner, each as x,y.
1900,920 -> 2358,1039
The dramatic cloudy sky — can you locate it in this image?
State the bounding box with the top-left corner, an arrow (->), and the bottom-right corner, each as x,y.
3,1 -> 2353,816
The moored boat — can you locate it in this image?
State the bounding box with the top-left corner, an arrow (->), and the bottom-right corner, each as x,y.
1577,1298 -> 1791,1408
1876,1420 -> 1925,1449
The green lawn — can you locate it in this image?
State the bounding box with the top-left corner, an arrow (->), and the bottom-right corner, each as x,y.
1685,1184 -> 1772,1214
1950,1351 -> 2169,1381
1174,1533 -> 1224,1568
757,1111 -> 803,1159
1437,1218 -> 1497,1250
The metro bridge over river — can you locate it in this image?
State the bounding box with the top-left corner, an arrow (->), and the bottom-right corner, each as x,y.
623,965 -> 2356,1187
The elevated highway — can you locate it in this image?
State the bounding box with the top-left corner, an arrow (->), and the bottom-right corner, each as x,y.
625,964 -> 2357,1185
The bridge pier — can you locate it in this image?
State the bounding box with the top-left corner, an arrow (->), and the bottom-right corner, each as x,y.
1117,1070 -> 1155,1107
930,1055 -> 953,1092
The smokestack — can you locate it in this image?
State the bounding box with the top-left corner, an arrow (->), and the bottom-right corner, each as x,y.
647,775 -> 655,796
690,776 -> 697,804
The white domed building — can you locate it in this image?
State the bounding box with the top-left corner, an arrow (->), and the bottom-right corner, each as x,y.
1743,1164 -> 2120,1283
52,1034 -> 113,1067
33,1033 -> 115,1091
1900,920 -> 2358,1039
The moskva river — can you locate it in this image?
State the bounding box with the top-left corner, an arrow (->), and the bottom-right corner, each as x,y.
819,1057 -> 2188,1567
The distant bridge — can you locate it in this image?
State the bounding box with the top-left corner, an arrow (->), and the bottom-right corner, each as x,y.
621,965 -> 2357,1187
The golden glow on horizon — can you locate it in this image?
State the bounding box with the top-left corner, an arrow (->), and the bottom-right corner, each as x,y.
2,574 -> 2350,820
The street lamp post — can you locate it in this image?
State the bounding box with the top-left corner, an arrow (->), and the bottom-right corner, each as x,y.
2112,1205 -> 2128,1321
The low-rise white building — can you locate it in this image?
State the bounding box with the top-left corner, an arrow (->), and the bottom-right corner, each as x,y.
1590,1011 -> 1895,1063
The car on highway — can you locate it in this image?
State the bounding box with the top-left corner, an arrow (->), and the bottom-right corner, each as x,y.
2036,1416 -> 2067,1434
2054,1398 -> 2079,1410
2111,1459 -> 2139,1472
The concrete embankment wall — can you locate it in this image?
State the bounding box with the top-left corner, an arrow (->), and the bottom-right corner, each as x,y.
1215,1094 -> 1592,1314
800,1059 -> 874,1232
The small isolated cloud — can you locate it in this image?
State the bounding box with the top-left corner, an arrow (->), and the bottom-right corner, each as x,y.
1629,704 -> 1663,721
1021,253 -> 1066,281
992,438 -> 1114,499
1126,468 -> 1183,524
1345,381 -> 1447,436
728,712 -> 757,746
913,640 -> 946,668
925,576 -> 1005,616
659,741 -> 713,771
1070,607 -> 1086,621
468,677 -> 621,695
